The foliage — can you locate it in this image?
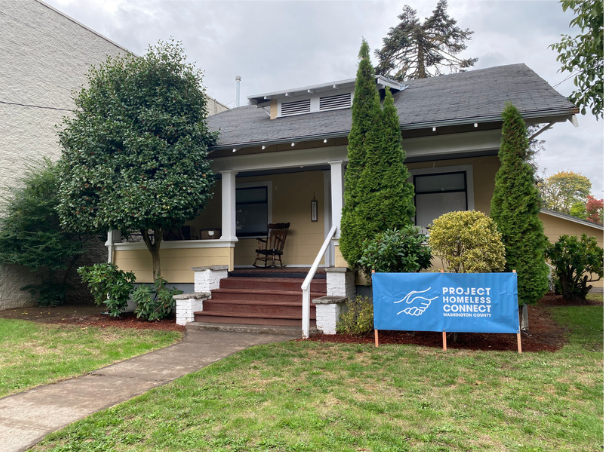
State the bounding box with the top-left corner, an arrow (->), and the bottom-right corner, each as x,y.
358,227 -> 432,275
428,211 -> 505,273
340,40 -> 415,269
491,103 -> 550,306
0,159 -> 91,306
538,171 -> 592,214
586,195 -> 604,223
550,0 -> 604,118
78,263 -> 136,317
336,296 -> 374,336
57,40 -> 216,279
375,0 -> 477,80
133,276 -> 182,321
546,234 -> 604,301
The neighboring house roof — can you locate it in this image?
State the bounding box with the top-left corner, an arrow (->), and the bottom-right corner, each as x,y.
540,208 -> 604,230
208,63 -> 577,149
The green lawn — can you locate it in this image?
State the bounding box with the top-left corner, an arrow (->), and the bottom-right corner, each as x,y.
0,319 -> 182,398
34,305 -> 603,452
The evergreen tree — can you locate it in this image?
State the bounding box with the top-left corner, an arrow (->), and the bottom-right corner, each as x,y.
491,103 -> 549,317
375,0 -> 477,81
340,41 -> 415,269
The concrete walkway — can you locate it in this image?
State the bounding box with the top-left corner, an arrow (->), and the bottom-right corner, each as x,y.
0,329 -> 297,452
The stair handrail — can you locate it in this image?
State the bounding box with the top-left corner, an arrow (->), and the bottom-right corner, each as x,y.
301,224 -> 337,339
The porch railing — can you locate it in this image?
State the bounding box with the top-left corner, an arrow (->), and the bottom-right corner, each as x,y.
301,224 -> 337,339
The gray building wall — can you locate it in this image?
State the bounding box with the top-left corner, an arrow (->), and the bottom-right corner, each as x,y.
0,0 -> 227,309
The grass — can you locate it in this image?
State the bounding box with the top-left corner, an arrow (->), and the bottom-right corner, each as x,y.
0,319 -> 182,398
34,305 -> 603,452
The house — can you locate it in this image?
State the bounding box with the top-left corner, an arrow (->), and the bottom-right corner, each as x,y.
0,0 -> 227,309
108,63 -> 602,334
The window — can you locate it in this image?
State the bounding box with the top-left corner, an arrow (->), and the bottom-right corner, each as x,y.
236,185 -> 269,236
413,171 -> 469,227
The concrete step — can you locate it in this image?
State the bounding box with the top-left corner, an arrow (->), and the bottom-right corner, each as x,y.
186,321 -> 317,337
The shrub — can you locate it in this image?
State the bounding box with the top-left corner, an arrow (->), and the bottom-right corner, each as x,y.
133,276 -> 182,321
78,263 -> 136,316
546,234 -> 604,302
428,211 -> 506,273
0,158 -> 91,306
358,226 -> 432,275
336,296 -> 374,336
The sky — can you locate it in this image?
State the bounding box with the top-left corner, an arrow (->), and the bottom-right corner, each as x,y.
45,0 -> 604,197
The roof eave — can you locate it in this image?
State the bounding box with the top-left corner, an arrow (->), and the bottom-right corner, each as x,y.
209,107 -> 578,151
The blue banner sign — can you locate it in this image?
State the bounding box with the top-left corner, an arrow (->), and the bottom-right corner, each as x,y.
372,273 -> 519,334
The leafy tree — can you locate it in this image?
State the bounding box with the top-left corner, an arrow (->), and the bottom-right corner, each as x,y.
550,0 -> 604,118
538,171 -> 592,214
57,40 -> 216,280
546,234 -> 603,302
491,103 -> 550,317
428,210 -> 506,273
340,40 -> 415,269
586,195 -> 604,223
0,159 -> 92,306
569,200 -> 588,219
375,0 -> 477,80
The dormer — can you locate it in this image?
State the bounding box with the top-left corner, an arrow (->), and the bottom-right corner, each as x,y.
248,75 -> 406,119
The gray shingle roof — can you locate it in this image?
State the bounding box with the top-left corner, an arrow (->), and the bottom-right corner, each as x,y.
208,64 -> 576,148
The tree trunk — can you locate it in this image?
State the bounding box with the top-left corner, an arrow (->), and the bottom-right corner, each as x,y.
141,228 -> 163,281
519,304 -> 529,332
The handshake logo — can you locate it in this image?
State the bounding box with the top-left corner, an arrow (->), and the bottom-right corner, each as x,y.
394,288 -> 437,316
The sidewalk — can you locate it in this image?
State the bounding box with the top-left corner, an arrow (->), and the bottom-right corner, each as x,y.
0,329 -> 297,452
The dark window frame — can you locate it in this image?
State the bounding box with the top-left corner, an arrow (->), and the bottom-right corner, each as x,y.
236,186 -> 269,237
413,171 -> 468,225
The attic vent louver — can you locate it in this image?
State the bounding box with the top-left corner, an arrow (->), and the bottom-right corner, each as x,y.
281,99 -> 311,116
320,93 -> 352,111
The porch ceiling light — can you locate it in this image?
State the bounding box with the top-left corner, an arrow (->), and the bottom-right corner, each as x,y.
432,127 -> 437,132
261,145 -> 266,150
323,139 -> 327,143
232,148 -> 237,153
474,123 -> 478,128
291,142 -> 295,147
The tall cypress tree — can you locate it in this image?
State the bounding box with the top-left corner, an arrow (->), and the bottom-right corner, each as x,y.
491,103 -> 549,322
340,41 -> 415,269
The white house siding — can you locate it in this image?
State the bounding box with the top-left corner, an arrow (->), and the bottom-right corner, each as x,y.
0,0 -> 129,309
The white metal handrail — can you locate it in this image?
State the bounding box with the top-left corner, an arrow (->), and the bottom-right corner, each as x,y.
301,224 -> 337,338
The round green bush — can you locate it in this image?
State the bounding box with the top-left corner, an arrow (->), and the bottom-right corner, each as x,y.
428,210 -> 506,273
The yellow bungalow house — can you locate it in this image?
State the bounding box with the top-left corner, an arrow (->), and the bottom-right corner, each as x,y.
108,63 -> 601,336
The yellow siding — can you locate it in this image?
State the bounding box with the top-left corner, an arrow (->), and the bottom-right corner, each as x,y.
334,244 -> 348,268
114,247 -> 233,283
540,213 -> 604,288
270,99 -> 278,119
234,171 -> 327,266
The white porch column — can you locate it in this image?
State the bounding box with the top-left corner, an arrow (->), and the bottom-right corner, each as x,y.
220,170 -> 238,242
328,161 -> 344,238
328,161 -> 344,267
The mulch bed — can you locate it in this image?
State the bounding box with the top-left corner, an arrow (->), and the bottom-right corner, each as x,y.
0,293 -> 601,349
56,312 -> 186,332
307,293 -> 602,353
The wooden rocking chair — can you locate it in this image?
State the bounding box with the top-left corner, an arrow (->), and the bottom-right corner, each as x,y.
253,223 -> 290,268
